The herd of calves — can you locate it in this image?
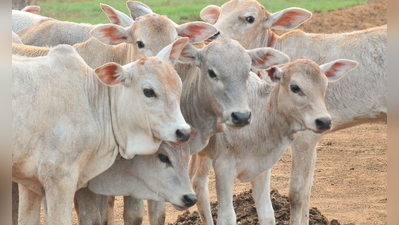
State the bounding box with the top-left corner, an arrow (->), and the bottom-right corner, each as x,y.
12,0 -> 387,224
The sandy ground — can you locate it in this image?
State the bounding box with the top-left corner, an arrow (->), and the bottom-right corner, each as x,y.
38,0 -> 387,224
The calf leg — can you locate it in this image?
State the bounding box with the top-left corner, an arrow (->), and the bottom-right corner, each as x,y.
123,196 -> 145,225
214,158 -> 237,225
12,182 -> 18,225
251,170 -> 275,225
44,174 -> 79,225
107,196 -> 115,225
289,132 -> 319,225
190,154 -> 213,224
74,187 -> 108,225
148,200 -> 166,225
18,184 -> 41,225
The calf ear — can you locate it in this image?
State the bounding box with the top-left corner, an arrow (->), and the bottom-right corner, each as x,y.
179,43 -> 200,65
320,59 -> 358,82
21,5 -> 40,14
265,7 -> 312,30
95,62 -> 127,86
247,48 -> 290,70
176,22 -> 218,43
126,1 -> 153,20
200,5 -> 221,24
157,37 -> 189,66
265,66 -> 283,84
100,3 -> 134,27
90,24 -> 131,45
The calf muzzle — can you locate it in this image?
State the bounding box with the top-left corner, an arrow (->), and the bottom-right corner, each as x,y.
182,194 -> 197,207
231,111 -> 252,127
176,128 -> 191,142
315,117 -> 332,131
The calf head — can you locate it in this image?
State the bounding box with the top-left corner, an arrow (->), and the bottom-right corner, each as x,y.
88,142 -> 195,209
94,38 -> 191,159
266,58 -> 358,133
200,0 -> 312,48
180,38 -> 290,128
130,142 -> 195,209
91,5 -> 217,58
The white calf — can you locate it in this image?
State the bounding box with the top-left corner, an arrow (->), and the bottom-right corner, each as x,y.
190,58 -> 357,225
13,39 -> 190,224
200,1 -> 387,223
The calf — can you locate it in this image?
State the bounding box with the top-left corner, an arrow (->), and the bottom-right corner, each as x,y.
120,37 -> 290,224
190,58 -> 357,225
12,39 -> 190,225
12,14 -> 217,68
12,15 -> 217,224
12,5 -> 46,33
200,0 -> 387,223
88,142 -> 195,213
17,3 -> 134,47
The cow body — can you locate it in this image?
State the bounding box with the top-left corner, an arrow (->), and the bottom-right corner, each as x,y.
12,39 -> 191,224
12,7 -> 47,33
17,4 -> 134,47
200,1 -> 387,223
190,58 -> 358,225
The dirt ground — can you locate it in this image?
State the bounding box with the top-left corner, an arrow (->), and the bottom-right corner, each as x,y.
44,0 -> 388,224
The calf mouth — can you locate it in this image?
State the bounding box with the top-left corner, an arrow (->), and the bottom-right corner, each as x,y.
172,204 -> 190,211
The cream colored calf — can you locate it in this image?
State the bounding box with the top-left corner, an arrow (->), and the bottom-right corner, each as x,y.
13,14 -> 217,68
12,5 -> 46,32
17,3 -> 134,47
190,59 -> 357,225
13,39 -> 190,225
200,1 -> 387,224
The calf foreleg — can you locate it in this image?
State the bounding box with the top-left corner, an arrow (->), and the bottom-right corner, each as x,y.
123,196 -> 145,225
44,173 -> 78,225
289,132 -> 319,225
148,200 -> 166,225
18,184 -> 41,225
214,158 -> 237,225
12,182 -> 19,225
190,154 -> 213,224
74,187 -> 107,225
251,170 -> 275,225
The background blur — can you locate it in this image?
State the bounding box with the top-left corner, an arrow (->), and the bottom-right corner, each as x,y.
15,0 -> 368,24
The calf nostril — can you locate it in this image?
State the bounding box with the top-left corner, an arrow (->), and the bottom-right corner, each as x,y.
182,194 -> 197,207
176,129 -> 190,142
315,118 -> 332,130
231,112 -> 252,126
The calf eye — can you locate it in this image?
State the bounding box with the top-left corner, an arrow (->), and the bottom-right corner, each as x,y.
158,154 -> 171,164
245,16 -> 255,24
143,88 -> 156,98
137,41 -> 145,49
290,84 -> 304,96
208,69 -> 217,79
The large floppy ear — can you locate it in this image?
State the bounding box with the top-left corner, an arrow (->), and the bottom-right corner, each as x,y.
21,5 -> 40,14
90,24 -> 131,45
179,43 -> 200,65
95,62 -> 128,86
265,7 -> 312,30
247,48 -> 290,70
156,37 -> 189,66
200,5 -> 221,24
126,1 -> 153,20
100,3 -> 134,27
176,22 -> 218,43
319,59 -> 358,82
